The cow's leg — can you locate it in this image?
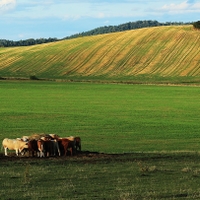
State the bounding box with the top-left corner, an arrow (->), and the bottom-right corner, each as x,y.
37,151 -> 40,157
73,141 -> 77,154
15,149 -> 19,156
41,151 -> 44,157
37,144 -> 45,157
55,142 -> 61,156
51,142 -> 55,156
57,146 -> 61,156
4,147 -> 8,156
64,147 -> 67,156
78,143 -> 81,151
70,147 -> 73,156
37,149 -> 42,157
20,149 -> 26,156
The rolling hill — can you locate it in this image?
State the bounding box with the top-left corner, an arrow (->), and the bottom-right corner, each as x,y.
0,25 -> 199,83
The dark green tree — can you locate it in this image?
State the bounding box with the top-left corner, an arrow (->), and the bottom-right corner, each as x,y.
193,21 -> 200,29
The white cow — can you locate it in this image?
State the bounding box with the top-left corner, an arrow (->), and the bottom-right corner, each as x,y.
2,138 -> 28,156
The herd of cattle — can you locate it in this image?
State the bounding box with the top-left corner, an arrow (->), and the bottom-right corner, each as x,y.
2,133 -> 81,157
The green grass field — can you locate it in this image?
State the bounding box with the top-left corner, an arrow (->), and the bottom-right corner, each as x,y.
1,81 -> 200,152
1,81 -> 200,199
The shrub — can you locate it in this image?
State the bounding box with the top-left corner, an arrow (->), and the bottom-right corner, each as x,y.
30,75 -> 39,80
193,21 -> 200,29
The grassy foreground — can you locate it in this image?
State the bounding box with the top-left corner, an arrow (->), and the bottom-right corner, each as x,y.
1,81 -> 200,199
1,153 -> 200,199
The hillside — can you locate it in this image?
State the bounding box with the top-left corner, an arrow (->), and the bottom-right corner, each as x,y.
0,20 -> 190,47
0,25 -> 199,83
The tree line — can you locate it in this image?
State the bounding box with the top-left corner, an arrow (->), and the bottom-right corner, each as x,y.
0,20 -> 194,47
0,37 -> 58,47
64,20 -> 192,39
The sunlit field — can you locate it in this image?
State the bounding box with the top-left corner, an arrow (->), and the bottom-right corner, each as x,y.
1,81 -> 200,199
0,26 -> 200,82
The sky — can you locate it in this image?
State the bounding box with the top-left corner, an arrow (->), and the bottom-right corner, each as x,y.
0,0 -> 200,40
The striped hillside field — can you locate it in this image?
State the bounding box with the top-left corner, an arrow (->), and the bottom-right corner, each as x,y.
0,25 -> 199,81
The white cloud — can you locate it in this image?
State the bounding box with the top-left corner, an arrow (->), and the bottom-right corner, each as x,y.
162,2 -> 188,13
161,1 -> 200,13
190,2 -> 200,10
0,0 -> 16,12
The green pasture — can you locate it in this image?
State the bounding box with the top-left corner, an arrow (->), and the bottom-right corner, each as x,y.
1,81 -> 200,153
1,81 -> 200,199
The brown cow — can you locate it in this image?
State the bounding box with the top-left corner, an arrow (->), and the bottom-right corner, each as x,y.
37,139 -> 45,157
65,136 -> 81,154
58,138 -> 75,156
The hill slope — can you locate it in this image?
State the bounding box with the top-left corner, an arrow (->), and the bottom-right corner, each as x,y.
0,25 -> 199,83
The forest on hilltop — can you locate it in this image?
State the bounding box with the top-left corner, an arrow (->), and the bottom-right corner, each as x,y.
0,20 -> 192,47
64,20 -> 191,39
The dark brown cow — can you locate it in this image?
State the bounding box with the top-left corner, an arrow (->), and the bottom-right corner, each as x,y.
58,138 -> 75,156
27,139 -> 38,157
40,136 -> 61,157
51,139 -> 61,156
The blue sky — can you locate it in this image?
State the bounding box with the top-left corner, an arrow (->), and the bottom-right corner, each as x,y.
0,0 -> 200,40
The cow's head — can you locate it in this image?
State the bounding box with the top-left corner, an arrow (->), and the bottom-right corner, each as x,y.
20,143 -> 29,155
